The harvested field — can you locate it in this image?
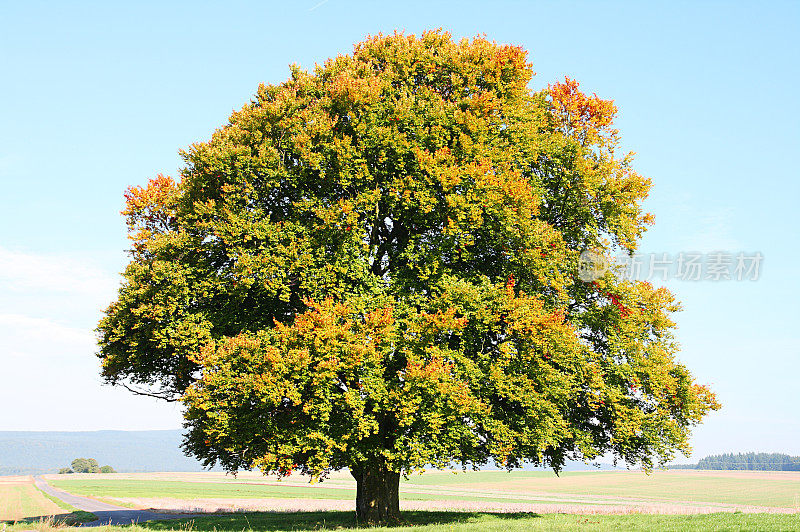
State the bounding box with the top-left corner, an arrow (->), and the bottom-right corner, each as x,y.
44,469 -> 800,515
0,477 -> 63,522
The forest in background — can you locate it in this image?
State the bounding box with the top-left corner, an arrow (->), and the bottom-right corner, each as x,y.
670,452 -> 800,471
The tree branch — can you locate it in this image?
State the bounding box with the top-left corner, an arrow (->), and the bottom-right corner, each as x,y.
121,383 -> 180,402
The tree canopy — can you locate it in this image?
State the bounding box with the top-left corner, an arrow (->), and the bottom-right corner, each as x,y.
70,457 -> 100,474
58,459 -> 115,474
98,30 -> 719,523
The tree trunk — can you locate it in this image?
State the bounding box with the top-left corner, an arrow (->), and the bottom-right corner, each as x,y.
351,461 -> 401,524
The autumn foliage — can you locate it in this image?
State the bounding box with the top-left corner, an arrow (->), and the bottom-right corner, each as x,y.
98,30 -> 718,523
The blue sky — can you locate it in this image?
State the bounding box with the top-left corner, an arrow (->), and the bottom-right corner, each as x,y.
1,1 -> 798,462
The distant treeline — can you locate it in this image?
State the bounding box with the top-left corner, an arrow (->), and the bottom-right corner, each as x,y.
672,452 -> 800,471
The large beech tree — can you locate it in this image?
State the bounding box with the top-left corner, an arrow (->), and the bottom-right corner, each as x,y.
98,31 -> 719,523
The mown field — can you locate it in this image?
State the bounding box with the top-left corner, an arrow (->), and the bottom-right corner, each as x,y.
0,476 -> 62,521
3,470 -> 800,530
405,469 -> 800,508
0,475 -> 94,524
45,469 -> 800,514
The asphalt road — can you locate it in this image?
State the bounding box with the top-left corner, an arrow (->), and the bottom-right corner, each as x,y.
33,476 -> 193,527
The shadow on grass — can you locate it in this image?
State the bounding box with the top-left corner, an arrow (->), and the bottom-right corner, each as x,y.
9,510 -> 97,527
136,510 -> 542,531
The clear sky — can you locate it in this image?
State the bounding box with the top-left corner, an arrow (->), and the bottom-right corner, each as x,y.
1,1 -> 798,462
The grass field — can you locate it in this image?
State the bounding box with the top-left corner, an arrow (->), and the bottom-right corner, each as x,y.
2,471 -> 799,531
405,469 -> 800,508
44,469 -> 800,515
3,509 -> 800,531
45,478 -> 570,505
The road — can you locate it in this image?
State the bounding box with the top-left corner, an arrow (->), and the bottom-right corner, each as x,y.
33,476 -> 193,527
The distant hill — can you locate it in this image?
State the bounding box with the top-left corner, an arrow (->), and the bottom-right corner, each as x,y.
0,429 -> 628,476
0,430 -> 217,475
670,452 -> 800,471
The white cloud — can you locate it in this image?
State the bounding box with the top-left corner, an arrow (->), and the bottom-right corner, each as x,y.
681,208 -> 742,253
0,246 -> 118,297
645,191 -> 744,254
0,248 -> 181,430
0,313 -> 95,361
0,312 -> 183,430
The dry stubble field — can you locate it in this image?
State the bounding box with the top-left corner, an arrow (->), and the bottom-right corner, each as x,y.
0,476 -> 63,522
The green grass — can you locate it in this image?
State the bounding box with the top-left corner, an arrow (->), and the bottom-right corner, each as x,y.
134,511 -> 800,531
36,488 -> 97,525
403,470 -> 800,508
43,479 -> 608,506
34,488 -> 97,525
11,510 -> 97,527
49,470 -> 800,509
13,473 -> 800,531
5,510 -> 800,531
50,479 -> 356,500
45,478 -> 578,506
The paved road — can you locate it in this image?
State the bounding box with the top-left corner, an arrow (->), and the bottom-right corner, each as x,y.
34,476 -> 193,527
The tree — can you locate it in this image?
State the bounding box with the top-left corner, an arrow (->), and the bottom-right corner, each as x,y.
696,452 -> 800,471
57,467 -> 73,474
98,30 -> 719,523
70,458 -> 100,474
100,465 -> 116,473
